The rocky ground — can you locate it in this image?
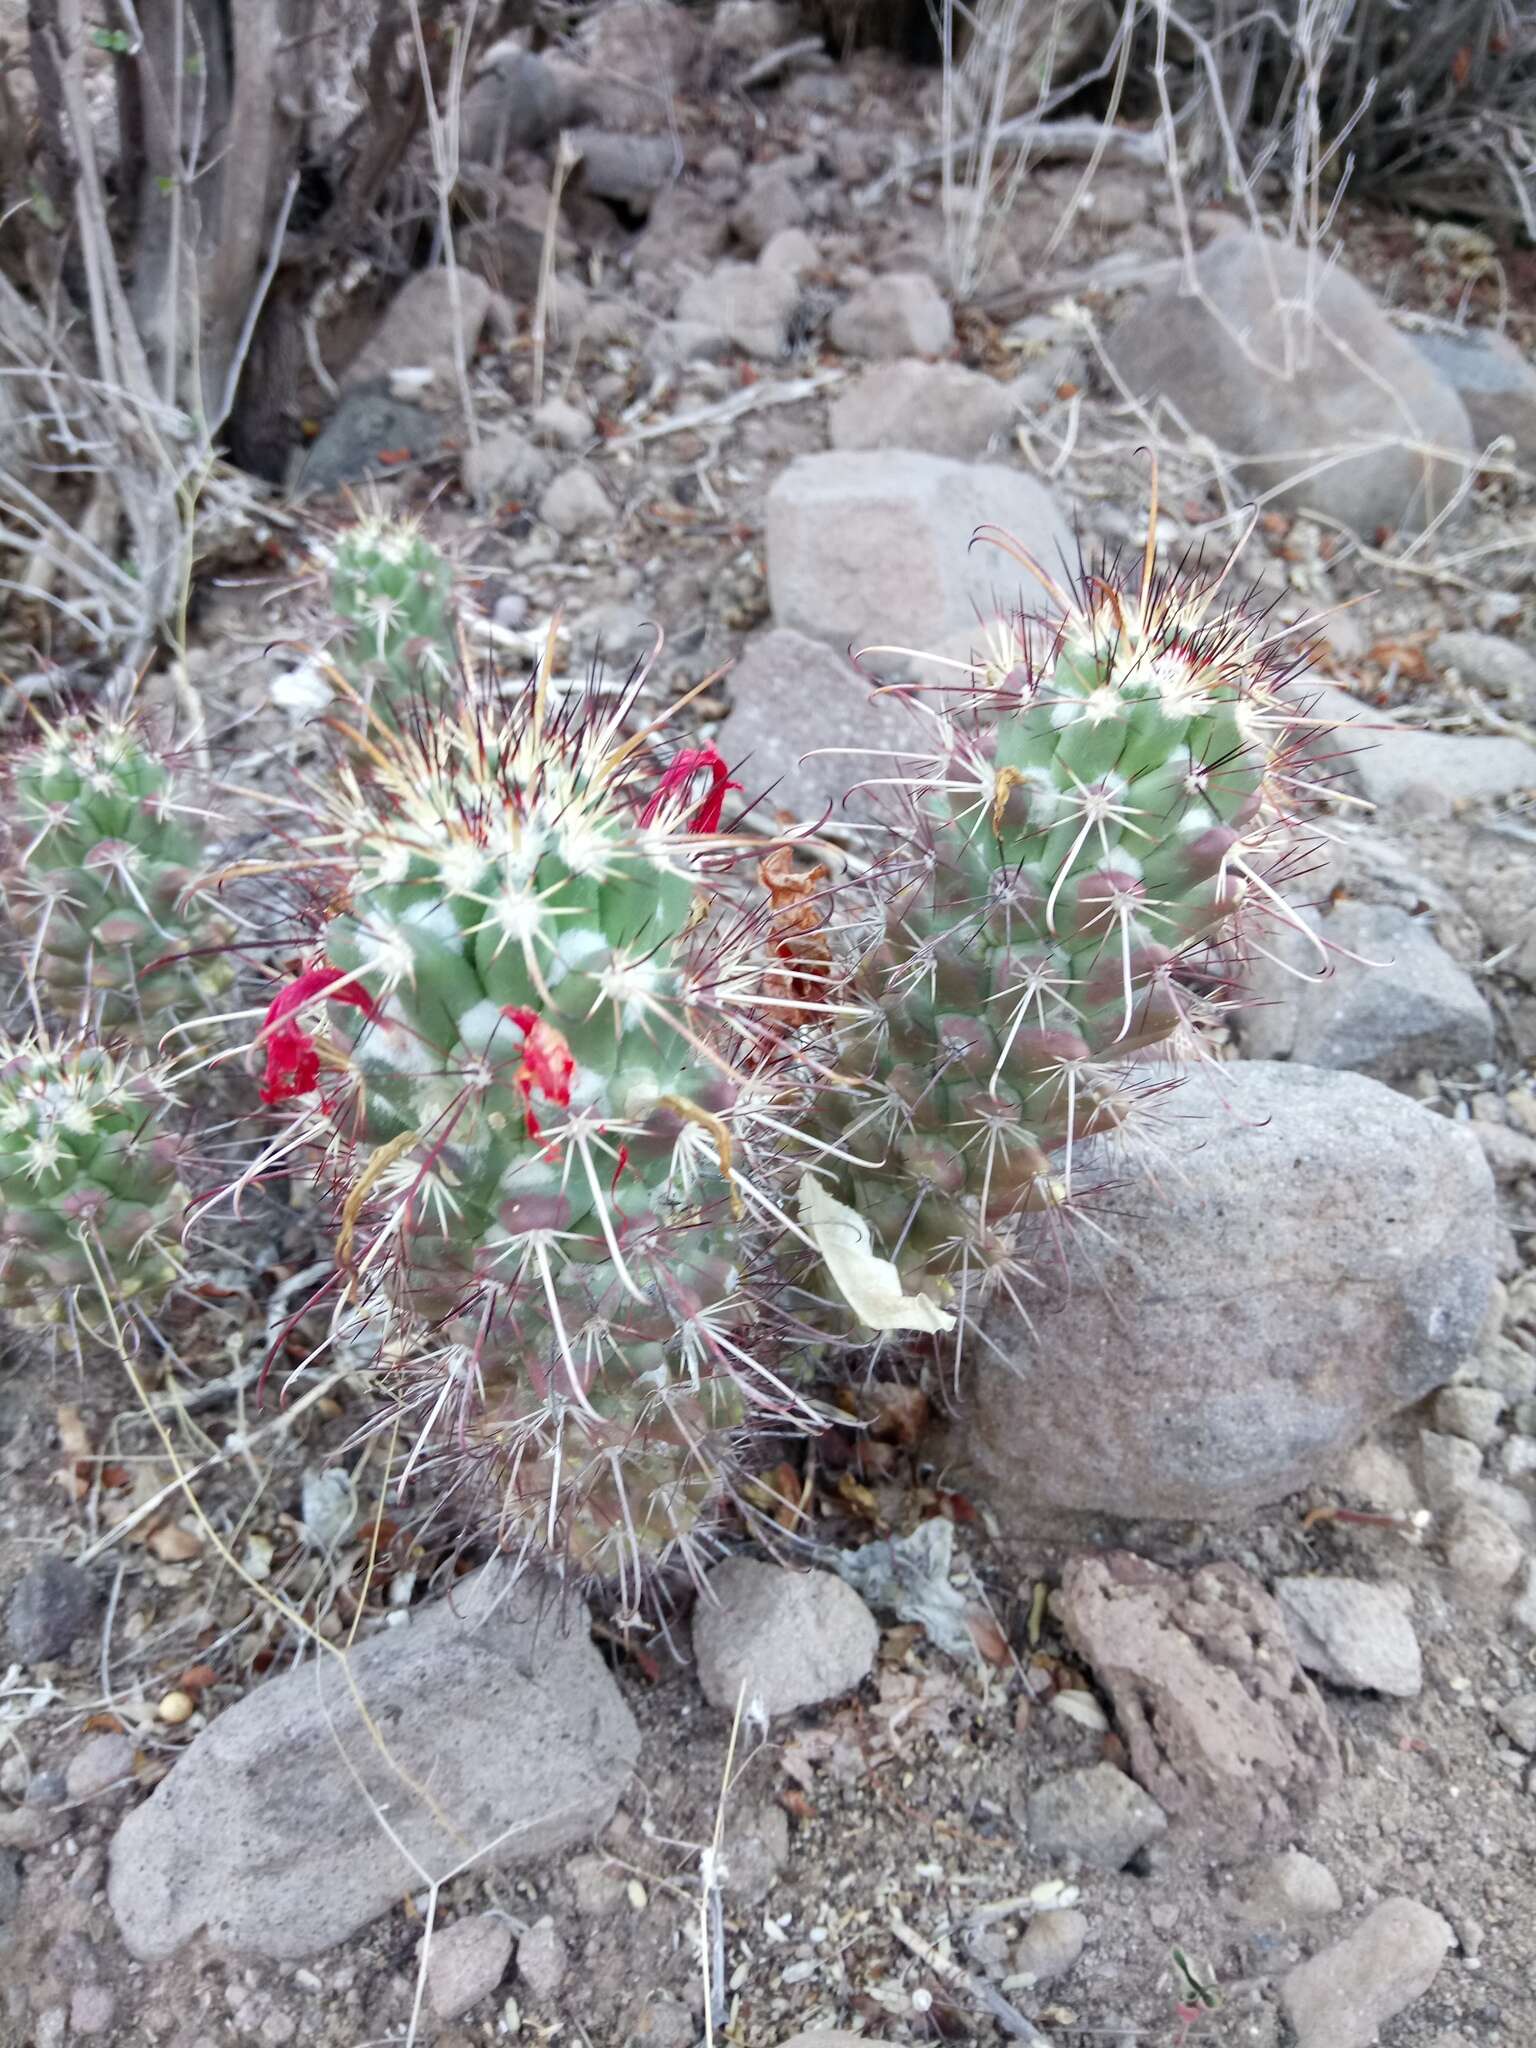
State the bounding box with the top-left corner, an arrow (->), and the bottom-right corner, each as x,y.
3,4 -> 1536,2045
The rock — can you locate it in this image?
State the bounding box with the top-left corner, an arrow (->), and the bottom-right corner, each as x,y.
1442,1502 -> 1525,1590
1021,1763 -> 1167,1871
65,1732 -> 135,1803
34,2016 -> 66,2048
294,388 -> 444,495
68,1985 -> 116,2036
530,397 -> 592,451
461,428 -> 553,508
343,270 -> 495,408
633,183 -> 734,277
730,166 -> 807,253
516,1915 -> 568,2002
1515,1560 -> 1536,1635
538,467 -> 614,538
1237,1850 -> 1343,1927
627,1993 -> 698,2045
830,272 -> 954,359
960,1062 -> 1497,1521
1470,1123 -> 1536,1185
1496,1692 -> 1536,1750
1317,684 -> 1534,820
758,226 -> 820,281
459,50 -> 566,166
778,2037 -> 889,2048
567,1852 -> 628,1916
1408,325 -> 1536,467
1059,1555 -> 1340,1846
1274,1576 -> 1422,1697
1432,1384 -> 1505,1447
1482,1335 -> 1536,1400
107,1568 -> 639,1961
1011,1906 -> 1088,1983
7,1557 -> 97,1662
571,129 -> 676,216
1419,1428 -> 1484,1508
642,319 -> 735,377
0,1849 -> 19,1921
765,451 -> 1071,667
0,1800 -> 66,1850
828,359 -> 1015,458
714,627 -> 928,828
424,1914 -> 514,2021
1334,1440 -> 1419,1514
675,262 -> 799,359
1280,1898 -> 1453,2048
692,1558 -> 877,1718
1238,903 -> 1493,1081
1432,630 -> 1536,715
720,1800 -> 789,1902
1105,234 -> 1473,536
575,1 -> 704,130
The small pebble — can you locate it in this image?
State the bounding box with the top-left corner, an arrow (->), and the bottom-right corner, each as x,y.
69,1986 -> 116,2036
157,1690 -> 196,1726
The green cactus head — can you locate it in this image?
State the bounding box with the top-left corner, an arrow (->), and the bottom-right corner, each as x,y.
0,1035 -> 186,1323
326,514 -> 457,727
810,521 -> 1326,1329
2,711 -> 236,1038
254,629 -> 828,1579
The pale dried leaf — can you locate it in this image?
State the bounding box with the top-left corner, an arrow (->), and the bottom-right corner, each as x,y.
798,1174 -> 956,1334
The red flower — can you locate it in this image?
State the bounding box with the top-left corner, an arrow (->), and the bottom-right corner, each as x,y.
259,966 -> 379,1106
503,1006 -> 576,1138
638,746 -> 742,835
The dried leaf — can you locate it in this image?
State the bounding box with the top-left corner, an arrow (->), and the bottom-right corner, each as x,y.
758,846 -> 833,1036
1052,1689 -> 1109,1733
148,1523 -> 204,1563
56,1404 -> 91,1459
966,1610 -> 1011,1668
864,1382 -> 929,1446
799,1174 -> 956,1334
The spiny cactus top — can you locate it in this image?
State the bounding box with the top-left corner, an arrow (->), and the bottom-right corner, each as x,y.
327,515 -> 456,725
2,711 -> 234,1036
0,1036 -> 186,1320
252,639 -> 821,1573
818,522 -> 1327,1317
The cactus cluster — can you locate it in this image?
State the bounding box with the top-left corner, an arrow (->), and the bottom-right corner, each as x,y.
254,643 -> 819,1575
809,531 -> 1322,1327
0,1036 -> 186,1321
0,509 -> 1332,1592
1,711 -> 234,1037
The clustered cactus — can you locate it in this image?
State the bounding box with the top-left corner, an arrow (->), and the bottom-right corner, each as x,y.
0,512 -> 1329,1587
0,1036 -> 186,1321
1,711 -> 234,1037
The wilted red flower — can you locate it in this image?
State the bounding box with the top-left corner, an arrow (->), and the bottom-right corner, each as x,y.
259,966 -> 379,1105
503,1006 -> 576,1137
638,746 -> 741,835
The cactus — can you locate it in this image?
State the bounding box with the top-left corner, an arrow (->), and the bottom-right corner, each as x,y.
326,514 -> 457,727
809,525 -> 1325,1324
0,1036 -> 186,1321
254,613 -> 821,1574
2,711 -> 235,1037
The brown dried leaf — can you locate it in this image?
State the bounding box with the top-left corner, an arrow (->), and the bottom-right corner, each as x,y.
757,844 -> 834,1038
966,1610 -> 1011,1668
148,1524 -> 204,1563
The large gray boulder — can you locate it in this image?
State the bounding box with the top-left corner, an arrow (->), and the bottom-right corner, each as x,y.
959,1062 -> 1498,1522
1104,234 -> 1474,536
1238,901 -> 1494,1080
716,627 -> 927,827
1409,324 -> 1536,468
108,1568 -> 638,1961
765,450 -> 1071,670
